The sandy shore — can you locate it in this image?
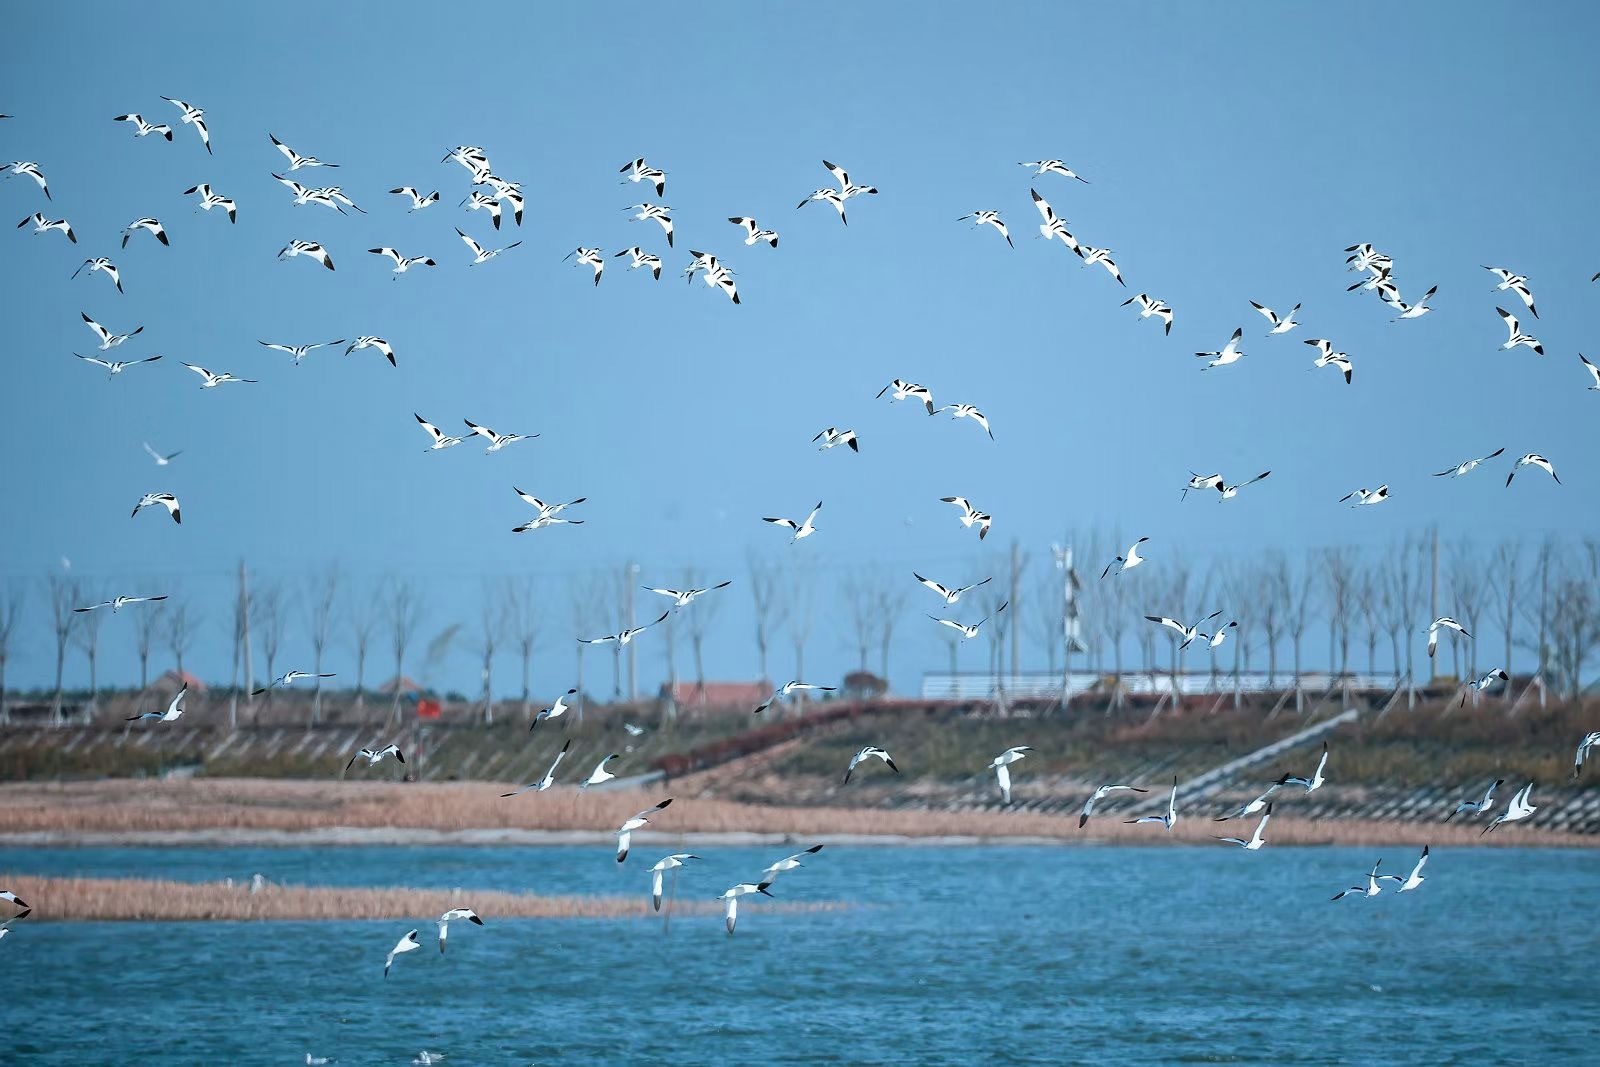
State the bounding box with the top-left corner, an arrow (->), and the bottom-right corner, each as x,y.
0,778 -> 1589,849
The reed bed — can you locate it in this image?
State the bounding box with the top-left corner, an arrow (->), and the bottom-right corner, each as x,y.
0,779 -> 1588,848
0,874 -> 845,922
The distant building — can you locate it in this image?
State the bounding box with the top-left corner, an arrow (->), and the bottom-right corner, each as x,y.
921,671 -> 1399,701
658,680 -> 773,716
159,669 -> 208,694
378,676 -> 423,697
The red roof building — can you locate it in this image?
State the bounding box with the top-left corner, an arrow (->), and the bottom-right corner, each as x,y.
659,680 -> 773,714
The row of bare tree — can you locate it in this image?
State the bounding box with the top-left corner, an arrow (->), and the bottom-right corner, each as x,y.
1,534 -> 1596,725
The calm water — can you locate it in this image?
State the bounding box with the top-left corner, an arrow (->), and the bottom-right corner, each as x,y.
3,843 -> 1596,1065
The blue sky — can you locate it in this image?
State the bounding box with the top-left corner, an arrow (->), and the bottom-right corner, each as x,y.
2,2 -> 1597,697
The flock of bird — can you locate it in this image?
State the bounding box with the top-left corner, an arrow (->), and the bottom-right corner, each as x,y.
3,90 -> 1595,976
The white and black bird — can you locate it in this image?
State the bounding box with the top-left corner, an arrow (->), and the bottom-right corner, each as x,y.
1378,846 -> 1429,892
1388,284 -> 1437,321
927,601 -> 1007,641
753,680 -> 837,714
1183,472 -> 1224,500
143,442 -> 181,466
564,246 -> 604,285
619,158 -> 666,197
797,186 -> 849,224
1483,266 -> 1537,317
2,160 -> 51,199
278,240 -> 334,270
614,246 -> 662,280
501,739 -> 571,796
616,799 -> 673,863
626,203 -> 674,247
182,184 -> 235,222
1127,776 -> 1179,831
464,419 -> 536,454
958,210 -> 1012,248
1250,301 -> 1300,335
1506,453 -> 1559,486
514,489 -> 586,519
512,512 -> 583,534
126,684 -> 186,722
71,257 -> 122,293
1496,308 -> 1543,355
415,414 -> 465,452
717,882 -> 773,935
17,212 -> 75,242
75,351 -> 160,378
531,690 -> 579,730
273,173 -> 344,212
579,613 -> 670,647
1425,617 -> 1471,659
390,187 -> 439,211
74,594 -> 167,614
1432,447 -> 1504,478
1019,159 -> 1089,182
258,339 -> 343,365
698,262 -> 741,304
913,572 -> 992,607
1219,471 -> 1271,501
1339,485 -> 1389,507
1121,293 -> 1173,334
161,96 -> 211,153
1447,778 -> 1503,820
81,312 -> 143,350
762,500 -> 823,543
0,890 -> 28,912
1305,338 -> 1354,384
1029,189 -> 1078,250
760,844 -> 824,885
1577,354 -> 1600,391
644,581 -> 732,609
182,362 -> 256,388
648,854 -> 699,911
822,159 -> 877,200
843,746 -> 899,784
1197,327 -> 1245,370
1215,783 -> 1281,821
1345,243 -> 1392,274
113,113 -> 173,140
383,930 -> 420,978
934,403 -> 993,438
1574,733 -> 1600,779
121,217 -> 168,248
729,216 -> 778,248
939,496 -> 992,541
345,744 -> 405,774
368,247 -> 436,275
579,753 -> 621,789
1483,782 -> 1537,834
271,133 -> 337,170
345,336 -> 396,367
1144,610 -> 1223,650
1215,804 -> 1273,851
1459,668 -> 1510,707
457,228 -> 520,265
1203,621 -> 1239,651
812,427 -> 859,453
131,492 -> 181,524
1101,538 -> 1149,579
435,908 -> 483,954
1079,784 -> 1148,828
252,671 -> 336,696
1076,245 -> 1124,285
876,379 -> 936,414
1331,860 -> 1385,900
987,747 -> 1030,805
1279,741 -> 1329,794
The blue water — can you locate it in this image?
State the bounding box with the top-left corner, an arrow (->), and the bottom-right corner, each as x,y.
3,844 -> 1596,1065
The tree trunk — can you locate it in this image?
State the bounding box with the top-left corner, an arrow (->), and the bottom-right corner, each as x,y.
520,643 -> 532,720
756,636 -> 769,686
1292,635 -> 1303,713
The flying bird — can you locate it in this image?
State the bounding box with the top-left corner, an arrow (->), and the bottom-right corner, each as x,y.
2,160 -> 51,199
71,257 -> 122,292
16,212 -> 75,242
958,210 -> 1012,248
346,336 -> 397,367
1425,617 -> 1471,659
1250,301 -> 1300,335
1215,783 -> 1282,821
613,246 -> 662,280
1101,538 -> 1149,579
161,96 -> 211,152
753,680 -> 837,714
345,744 -> 405,773
1377,846 -> 1429,892
626,203 -> 674,247
121,217 -> 168,248
579,753 -> 621,788
74,594 -> 167,613
644,581 -> 732,609
1183,473 -> 1224,500
1459,668 -> 1510,707
843,746 -> 899,784
939,496 -> 992,540
619,157 -> 666,197
927,601 -> 1007,641
934,403 -> 993,438
1144,610 -> 1223,650
1433,447 -> 1504,478
415,414 -> 465,452
1127,776 -> 1179,831
1218,471 -> 1271,501
1496,308 -> 1543,355
913,572 -> 992,607
1018,159 -> 1088,182
182,183 -> 235,222
131,492 -> 181,524
762,500 -> 823,543
368,247 -> 437,275
1339,485 -> 1389,506
876,379 -> 936,414
1387,284 -> 1437,321
648,854 -> 699,911
822,159 -> 877,200
1279,742 -> 1329,794
1030,189 -> 1078,250
1076,245 -> 1124,285
616,798 -> 673,863
435,908 -> 483,954
1305,338 -> 1354,383
797,186 -> 849,224
278,240 -> 334,270
578,613 -> 670,647
458,228 -> 520,265
1483,266 -> 1537,317
143,443 -> 182,466
729,216 -> 778,247
1215,804 -> 1273,851
1079,784 -> 1149,828
390,187 -> 439,211
1121,293 -> 1173,334
1506,454 -> 1559,486
126,684 -> 187,723
182,363 -> 256,388
501,739 -> 572,795
1197,328 -> 1245,370
530,690 -> 579,730
383,930 -> 420,978
717,882 -> 773,935
258,339 -> 344,365
75,352 -> 160,378
1331,860 -> 1385,900
1447,778 -> 1503,821
113,113 -> 173,140
987,747 -> 1030,805
81,312 -> 143,350
812,427 -> 859,453
1483,782 -> 1537,834
252,671 -> 336,696
464,419 -> 536,454
564,246 -> 604,284
270,133 -> 337,170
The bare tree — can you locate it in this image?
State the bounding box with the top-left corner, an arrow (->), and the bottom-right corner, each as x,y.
1489,540 -> 1520,696
1448,542 -> 1485,685
659,599 -> 680,712
345,579 -> 378,720
71,586 -> 105,711
303,567 -> 339,726
1256,555 -> 1285,687
1355,570 -> 1381,679
1516,539 -> 1556,710
384,580 -> 421,729
747,554 -> 784,684
165,602 -> 196,679
684,568 -> 724,700
132,592 -> 163,694
1548,566 -> 1600,700
0,584 -> 21,721
1028,571 -> 1061,675
506,577 -> 540,720
844,572 -> 874,673
475,579 -> 505,724
1324,548 -> 1354,680
786,565 -> 816,716
1280,553 -> 1316,712
46,574 -> 77,724
252,583 -> 287,720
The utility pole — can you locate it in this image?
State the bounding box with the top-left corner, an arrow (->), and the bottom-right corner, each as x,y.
239,560 -> 254,710
1009,540 -> 1023,680
1428,526 -> 1439,682
626,561 -> 639,702
1053,542 -> 1083,714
